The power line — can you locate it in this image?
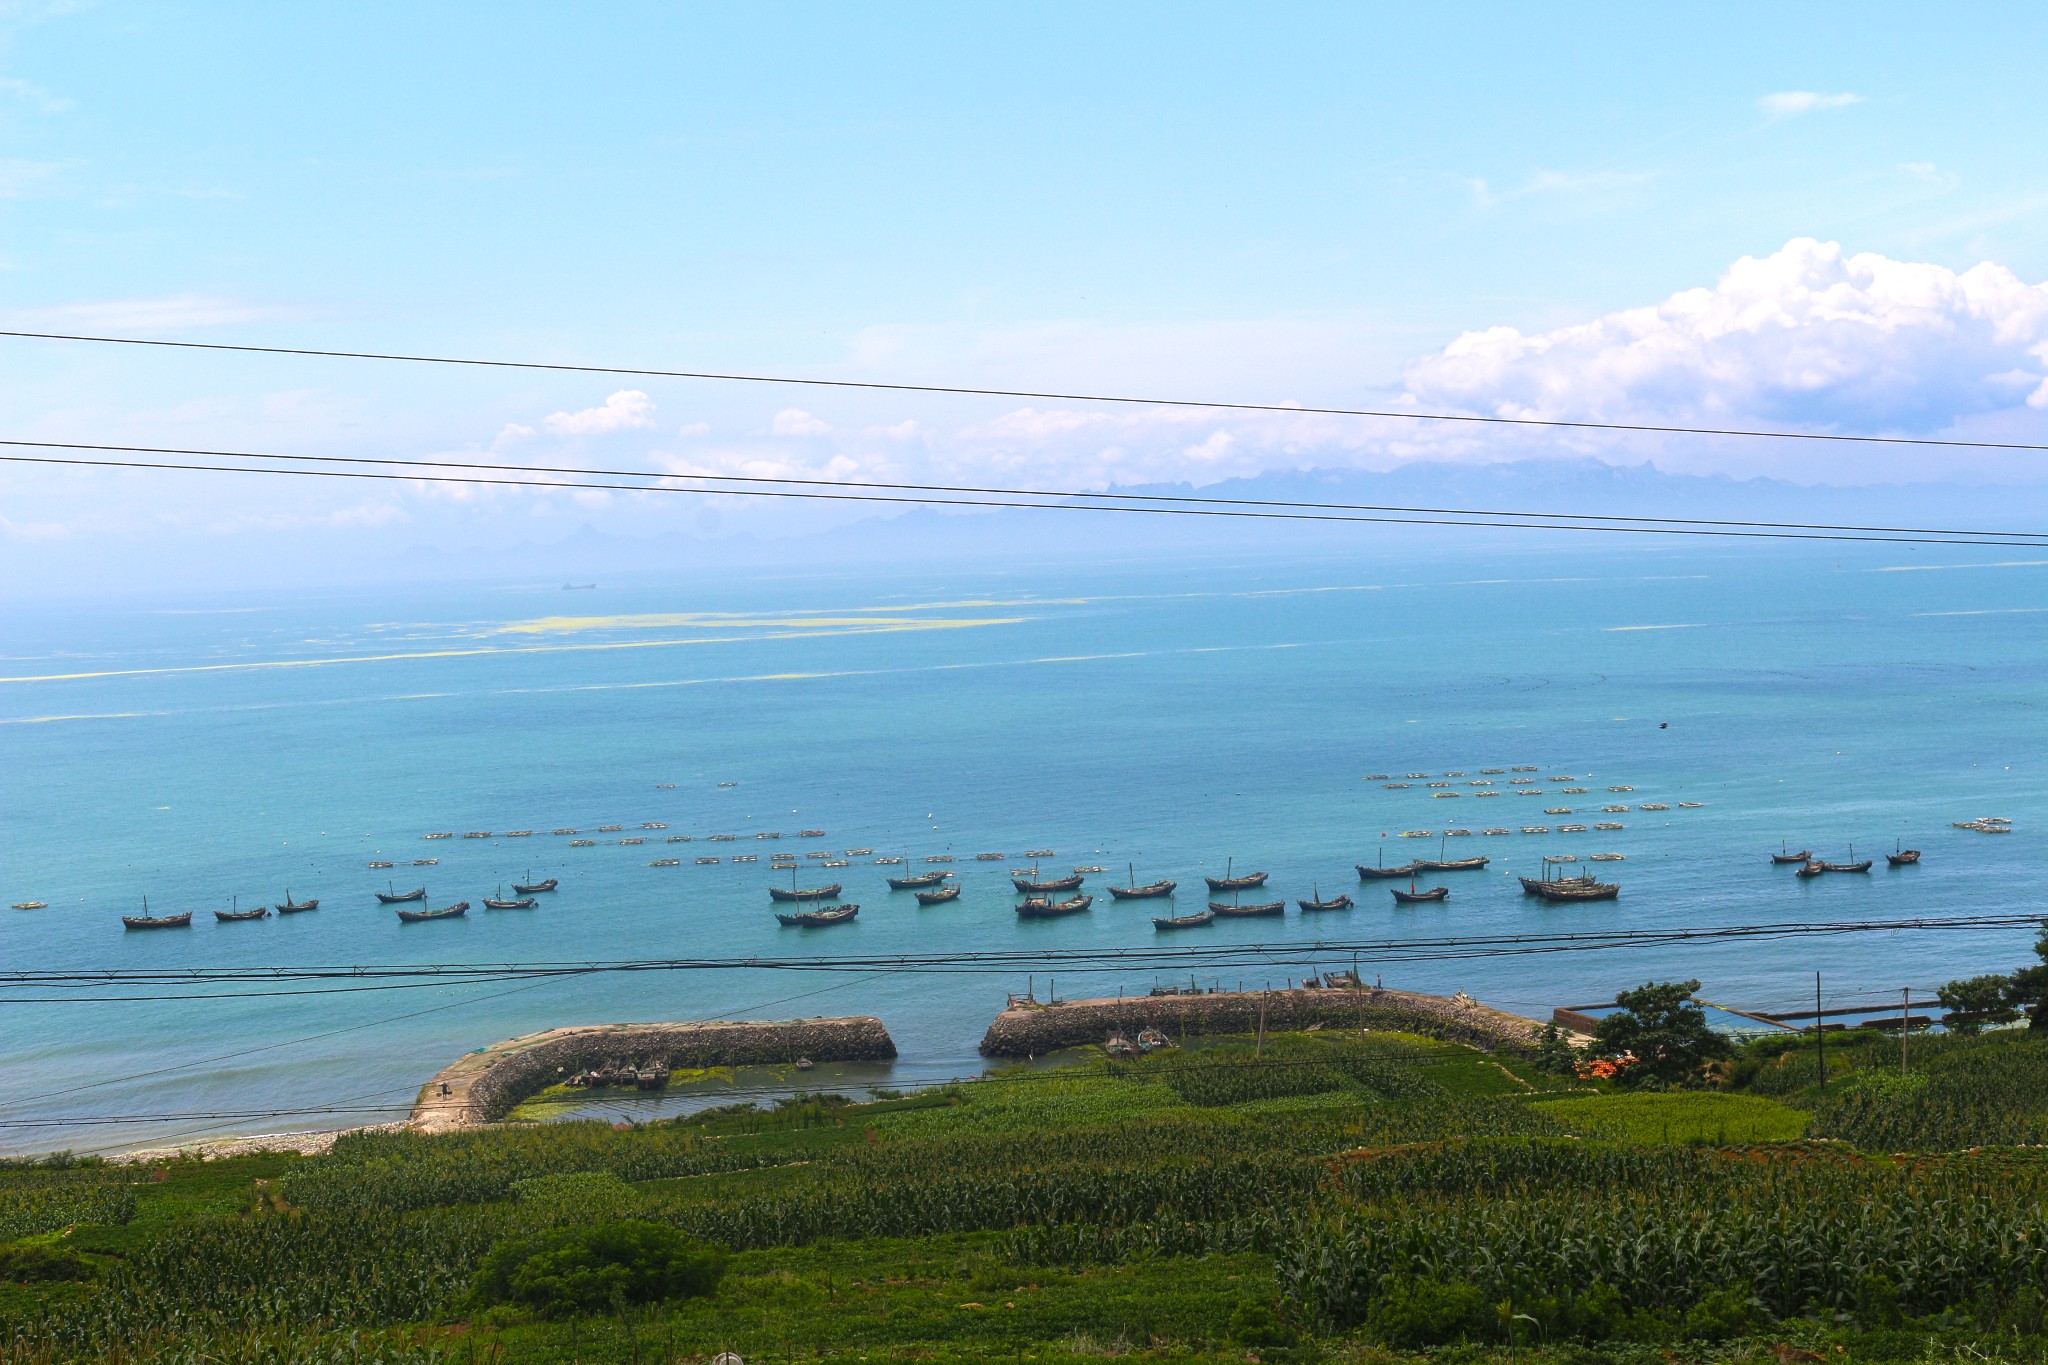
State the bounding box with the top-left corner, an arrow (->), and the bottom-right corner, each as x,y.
11,451 -> 2048,549
1,916 -> 2037,1002
6,327 -> 2048,455
7,437 -> 2046,544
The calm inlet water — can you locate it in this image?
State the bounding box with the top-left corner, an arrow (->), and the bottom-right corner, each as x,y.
3,542 -> 2044,1153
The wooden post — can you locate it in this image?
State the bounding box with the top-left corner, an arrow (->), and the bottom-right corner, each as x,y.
1257,987 -> 1268,1058
1901,987 -> 1910,1074
1814,972 -> 1825,1092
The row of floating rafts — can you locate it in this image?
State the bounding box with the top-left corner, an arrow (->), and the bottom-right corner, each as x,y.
1955,816 -> 2014,834
417,825 -> 829,841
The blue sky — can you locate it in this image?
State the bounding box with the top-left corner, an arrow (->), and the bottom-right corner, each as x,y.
6,2 -> 2048,555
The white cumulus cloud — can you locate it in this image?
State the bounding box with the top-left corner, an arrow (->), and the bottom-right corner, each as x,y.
770,408 -> 831,436
1402,237 -> 2048,430
1759,91 -> 1864,118
540,389 -> 656,436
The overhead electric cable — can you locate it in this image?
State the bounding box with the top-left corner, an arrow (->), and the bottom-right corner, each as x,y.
6,327 -> 2048,455
9,452 -> 2048,548
5,437 -> 2045,543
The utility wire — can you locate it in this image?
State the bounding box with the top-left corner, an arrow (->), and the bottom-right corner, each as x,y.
6,327 -> 2048,455
5,437 -> 2045,543
10,451 -> 2048,549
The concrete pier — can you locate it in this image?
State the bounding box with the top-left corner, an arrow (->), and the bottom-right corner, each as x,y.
978,986 -> 1542,1058
408,1015 -> 897,1133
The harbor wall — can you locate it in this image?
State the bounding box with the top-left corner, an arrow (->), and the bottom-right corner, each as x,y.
979,987 -> 1543,1058
409,1016 -> 897,1133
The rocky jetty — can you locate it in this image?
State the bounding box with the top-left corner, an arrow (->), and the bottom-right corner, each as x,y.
410,1016 -> 896,1132
978,986 -> 1540,1058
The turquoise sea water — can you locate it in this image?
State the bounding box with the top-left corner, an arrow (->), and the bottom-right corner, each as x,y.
3,541 -> 2045,1153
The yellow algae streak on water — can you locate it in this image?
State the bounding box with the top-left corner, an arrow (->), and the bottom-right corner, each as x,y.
0,616 -> 1026,685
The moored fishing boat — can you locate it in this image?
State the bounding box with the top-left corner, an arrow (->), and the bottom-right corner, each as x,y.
276,890 -> 318,913
215,902 -> 270,922
1204,858 -> 1268,892
1297,892 -> 1354,911
1356,860 -> 1421,879
1520,872 -> 1595,895
888,869 -> 949,890
1209,899 -> 1284,917
483,895 -> 539,909
512,877 -> 558,894
398,901 -> 469,922
1016,894 -> 1093,918
1012,871 -> 1084,893
1414,856 -> 1488,871
768,882 -> 843,902
375,886 -> 427,904
1771,847 -> 1811,865
1888,848 -> 1922,866
1391,885 -> 1449,903
914,883 -> 962,905
775,903 -> 859,927
1108,880 -> 1176,899
1535,880 -> 1619,902
1819,859 -> 1873,873
1153,909 -> 1215,930
1796,860 -> 1826,879
123,911 -> 192,929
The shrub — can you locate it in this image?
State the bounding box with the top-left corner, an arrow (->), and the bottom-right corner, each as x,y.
470,1220 -> 723,1318
0,1242 -> 98,1283
1362,1276 -> 1492,1348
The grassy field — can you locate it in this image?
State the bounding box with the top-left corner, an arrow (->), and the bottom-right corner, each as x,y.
9,1025 -> 2048,1363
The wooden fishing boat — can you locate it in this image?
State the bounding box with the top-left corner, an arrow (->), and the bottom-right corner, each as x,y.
887,870 -> 949,890
1887,849 -> 1922,866
397,901 -> 469,922
1203,860 -> 1269,892
123,912 -> 192,930
1819,860 -> 1873,873
1796,860 -> 1826,878
214,905 -> 270,922
376,887 -> 427,904
1413,856 -> 1489,872
768,882 -> 843,902
1016,894 -> 1093,918
1521,871 -> 1596,895
1356,861 -> 1421,879
1108,879 -> 1176,899
1012,872 -> 1084,893
1391,886 -> 1449,903
1771,849 -> 1812,865
1534,881 -> 1619,902
276,890 -> 318,913
776,903 -> 859,927
1153,909 -> 1215,930
1297,893 -> 1354,911
1209,899 -> 1285,917
914,883 -> 962,905
512,877 -> 557,894
483,896 -> 538,909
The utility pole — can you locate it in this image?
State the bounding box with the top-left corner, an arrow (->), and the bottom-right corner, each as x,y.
1814,972 -> 1825,1092
1901,987 -> 1911,1074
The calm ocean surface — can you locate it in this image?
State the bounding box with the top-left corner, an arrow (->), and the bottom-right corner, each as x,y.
3,541 -> 2044,1154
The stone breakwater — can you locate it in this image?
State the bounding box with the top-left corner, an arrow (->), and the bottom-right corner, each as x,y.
978,987 -> 1542,1058
409,1016 -> 896,1133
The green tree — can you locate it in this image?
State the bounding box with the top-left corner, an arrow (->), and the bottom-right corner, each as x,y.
471,1220 -> 724,1319
1591,980 -> 1730,1087
1937,973 -> 2019,1035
